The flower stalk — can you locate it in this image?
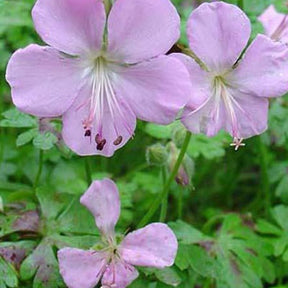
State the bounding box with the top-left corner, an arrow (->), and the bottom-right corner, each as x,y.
138,131 -> 192,228
159,167 -> 168,222
34,149 -> 44,191
84,157 -> 93,186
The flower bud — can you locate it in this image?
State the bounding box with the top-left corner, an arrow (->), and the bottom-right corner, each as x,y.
172,125 -> 187,148
0,197 -> 3,213
167,142 -> 194,187
146,143 -> 168,167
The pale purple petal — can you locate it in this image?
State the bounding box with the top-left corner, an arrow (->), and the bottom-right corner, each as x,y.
58,248 -> 108,288
224,89 -> 269,139
258,5 -> 288,42
187,2 -> 251,72
171,53 -> 211,110
6,44 -> 83,117
80,179 -> 120,236
32,0 -> 106,55
101,260 -> 139,288
107,0 -> 180,63
228,34 -> 288,98
114,56 -> 191,124
119,223 -> 178,268
62,76 -> 136,157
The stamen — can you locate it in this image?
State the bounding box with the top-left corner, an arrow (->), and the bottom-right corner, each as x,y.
230,137 -> 245,151
80,56 -> 133,151
85,129 -> 91,137
214,77 -> 239,139
95,134 -> 107,151
271,15 -> 288,41
113,136 -> 123,146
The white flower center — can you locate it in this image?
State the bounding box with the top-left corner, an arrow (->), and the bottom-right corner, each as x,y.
81,56 -> 131,151
212,75 -> 245,149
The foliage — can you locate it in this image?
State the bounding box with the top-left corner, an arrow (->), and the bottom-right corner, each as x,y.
1,0 -> 288,287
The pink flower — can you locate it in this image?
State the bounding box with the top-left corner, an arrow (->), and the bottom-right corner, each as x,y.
258,5 -> 288,43
57,179 -> 178,288
173,2 -> 288,148
6,0 -> 191,157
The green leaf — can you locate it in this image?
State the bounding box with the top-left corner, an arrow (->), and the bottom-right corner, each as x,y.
0,108 -> 36,128
20,239 -> 65,288
0,257 -> 18,288
188,245 -> 218,278
145,123 -> 175,140
33,132 -> 58,150
154,267 -> 182,287
186,132 -> 229,159
272,205 -> 288,231
256,219 -> 282,236
16,129 -> 38,147
169,220 -> 209,244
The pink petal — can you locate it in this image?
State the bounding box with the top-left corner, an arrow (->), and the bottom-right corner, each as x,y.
58,248 -> 108,288
228,35 -> 288,98
101,260 -> 139,288
80,179 -> 120,237
119,223 -> 178,268
187,2 -> 251,72
6,44 -> 83,117
171,53 -> 211,110
107,0 -> 180,63
258,5 -> 288,42
114,56 -> 191,124
62,77 -> 136,157
32,0 -> 106,55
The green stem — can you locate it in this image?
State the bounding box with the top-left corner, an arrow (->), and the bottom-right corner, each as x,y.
85,157 -> 93,186
137,131 -> 192,228
178,187 -> 184,219
34,150 -> 44,190
258,136 -> 270,215
159,167 -> 168,222
238,0 -> 244,10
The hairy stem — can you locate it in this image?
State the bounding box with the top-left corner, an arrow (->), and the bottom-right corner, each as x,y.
34,150 -> 44,190
159,167 -> 168,222
137,131 -> 192,228
85,157 -> 93,186
178,187 -> 184,219
258,136 -> 270,215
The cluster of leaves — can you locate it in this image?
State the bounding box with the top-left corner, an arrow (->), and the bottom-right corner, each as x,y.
2,0 -> 288,288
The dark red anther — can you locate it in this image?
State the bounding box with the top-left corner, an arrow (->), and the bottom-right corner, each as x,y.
97,139 -> 106,151
95,134 -> 106,150
85,129 -> 91,137
113,136 -> 123,146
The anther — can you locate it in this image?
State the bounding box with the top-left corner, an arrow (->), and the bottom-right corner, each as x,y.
113,136 -> 123,146
84,129 -> 91,137
95,134 -> 107,151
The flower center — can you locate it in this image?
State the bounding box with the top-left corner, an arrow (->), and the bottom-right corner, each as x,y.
81,56 -> 131,151
213,75 -> 244,149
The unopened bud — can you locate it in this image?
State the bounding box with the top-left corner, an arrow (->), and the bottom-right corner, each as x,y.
0,197 -> 3,213
172,125 -> 187,148
167,142 -> 194,187
146,143 -> 168,167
